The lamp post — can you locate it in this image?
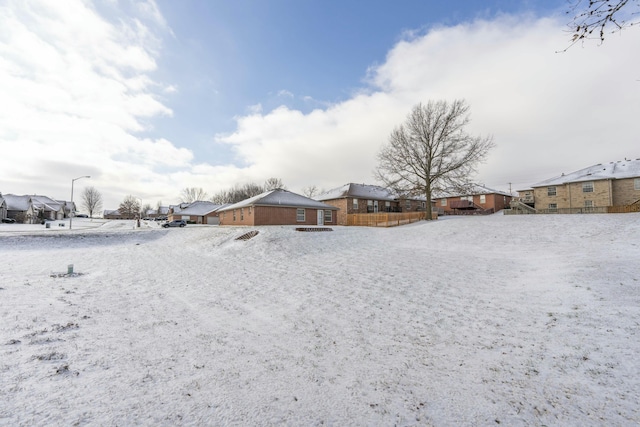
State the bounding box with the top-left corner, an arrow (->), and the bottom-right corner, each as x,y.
70,175 -> 90,230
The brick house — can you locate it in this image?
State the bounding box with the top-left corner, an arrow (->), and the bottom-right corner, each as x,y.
0,194 -> 7,221
103,209 -> 124,219
167,201 -> 224,224
315,183 -> 428,225
531,159 -> 640,212
217,189 -> 338,226
432,184 -> 512,215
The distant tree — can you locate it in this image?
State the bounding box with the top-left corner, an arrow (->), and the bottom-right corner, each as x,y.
118,195 -> 141,219
565,0 -> 639,47
180,187 -> 208,203
302,185 -> 319,198
81,186 -> 103,218
375,100 -> 494,221
211,182 -> 266,204
141,203 -> 153,218
264,177 -> 285,191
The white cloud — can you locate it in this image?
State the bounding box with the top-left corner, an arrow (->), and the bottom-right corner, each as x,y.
0,0 -> 186,208
217,15 -> 640,194
277,89 -> 294,98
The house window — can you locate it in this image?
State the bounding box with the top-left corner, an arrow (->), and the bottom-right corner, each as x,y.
405,200 -> 411,209
584,200 -> 594,208
461,196 -> 473,201
547,187 -> 557,196
324,210 -> 332,222
233,210 -> 236,221
480,195 -> 486,204
634,178 -> 640,190
385,201 -> 390,207
548,203 -> 557,211
367,200 -> 373,207
296,208 -> 305,222
353,198 -> 358,210
422,201 -> 426,208
440,199 -> 447,206
582,181 -> 594,193
249,206 -> 252,215
240,208 -> 244,220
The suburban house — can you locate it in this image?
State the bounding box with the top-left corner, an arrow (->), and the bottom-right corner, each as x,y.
432,184 -> 512,215
31,195 -> 66,220
167,201 -> 224,224
103,209 -> 124,219
4,194 -> 37,223
527,159 -> 640,213
217,189 -> 338,226
315,183 -> 429,226
0,194 -> 7,221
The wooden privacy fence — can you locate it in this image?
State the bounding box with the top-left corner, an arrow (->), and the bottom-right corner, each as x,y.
608,204 -> 640,214
347,211 -> 435,227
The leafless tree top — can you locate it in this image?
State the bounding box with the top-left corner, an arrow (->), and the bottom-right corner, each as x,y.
565,0 -> 639,48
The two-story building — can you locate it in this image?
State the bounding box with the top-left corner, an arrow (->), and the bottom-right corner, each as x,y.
531,159 -> 640,213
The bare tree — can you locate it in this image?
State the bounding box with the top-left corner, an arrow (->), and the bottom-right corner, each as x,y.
119,195 -> 141,219
81,186 -> 103,218
302,185 -> 319,198
180,187 -> 208,203
375,100 -> 494,221
565,0 -> 639,47
264,177 -> 285,191
211,182 -> 266,204
141,203 -> 153,218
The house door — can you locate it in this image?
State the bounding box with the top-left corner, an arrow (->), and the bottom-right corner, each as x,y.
373,201 -> 379,213
317,210 -> 324,225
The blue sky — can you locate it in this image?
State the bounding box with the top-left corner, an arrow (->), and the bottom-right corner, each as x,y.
1,0 -> 638,210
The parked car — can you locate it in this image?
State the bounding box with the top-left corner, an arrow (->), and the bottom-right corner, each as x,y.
2,218 -> 16,223
163,220 -> 186,228
75,214 -> 88,218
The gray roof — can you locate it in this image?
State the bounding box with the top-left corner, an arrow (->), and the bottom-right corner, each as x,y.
176,201 -> 223,216
31,195 -> 64,212
532,159 -> 640,187
316,183 -> 398,202
4,194 -> 32,211
218,189 -> 339,212
432,184 -> 512,199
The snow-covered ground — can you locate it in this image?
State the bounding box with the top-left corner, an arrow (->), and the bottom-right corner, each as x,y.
1,214 -> 639,425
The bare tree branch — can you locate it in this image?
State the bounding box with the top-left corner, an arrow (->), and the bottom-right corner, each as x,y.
81,186 -> 103,218
118,195 -> 141,219
180,187 -> 209,203
563,0 -> 639,50
375,100 -> 494,220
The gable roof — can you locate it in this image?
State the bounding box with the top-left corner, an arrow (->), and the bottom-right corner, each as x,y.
532,159 -> 640,187
218,189 -> 338,212
4,194 -> 33,211
316,183 -> 397,202
31,195 -> 64,212
175,201 -> 223,216
432,184 -> 511,199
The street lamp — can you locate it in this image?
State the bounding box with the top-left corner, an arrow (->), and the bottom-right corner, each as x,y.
70,175 -> 90,230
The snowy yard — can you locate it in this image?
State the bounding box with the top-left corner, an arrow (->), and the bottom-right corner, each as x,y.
1,214 -> 639,425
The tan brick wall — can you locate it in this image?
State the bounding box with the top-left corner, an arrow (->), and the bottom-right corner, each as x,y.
612,178 -> 640,206
535,180 -> 613,209
534,184 -> 570,209
321,199 -> 348,225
